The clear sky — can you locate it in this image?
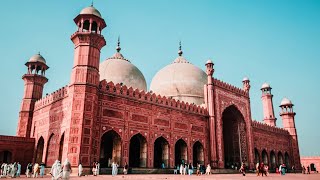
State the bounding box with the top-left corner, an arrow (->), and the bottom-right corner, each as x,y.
0,0 -> 319,156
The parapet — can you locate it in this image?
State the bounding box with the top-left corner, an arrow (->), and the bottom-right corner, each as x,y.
99,80 -> 208,116
213,78 -> 249,97
251,120 -> 289,135
34,85 -> 69,109
0,135 -> 35,143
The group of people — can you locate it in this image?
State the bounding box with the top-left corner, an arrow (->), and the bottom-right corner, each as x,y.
174,163 -> 211,175
26,162 -> 46,178
0,162 -> 21,178
255,162 -> 269,176
91,162 -> 100,176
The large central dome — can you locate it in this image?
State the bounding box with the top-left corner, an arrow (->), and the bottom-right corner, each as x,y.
150,47 -> 207,105
99,41 -> 147,91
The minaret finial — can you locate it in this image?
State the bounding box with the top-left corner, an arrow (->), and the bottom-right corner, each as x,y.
91,0 -> 94,7
38,51 -> 40,55
178,40 -> 183,56
116,36 -> 121,52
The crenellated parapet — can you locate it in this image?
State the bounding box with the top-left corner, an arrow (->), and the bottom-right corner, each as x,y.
251,120 -> 289,135
34,85 -> 69,109
99,80 -> 208,115
213,78 -> 248,97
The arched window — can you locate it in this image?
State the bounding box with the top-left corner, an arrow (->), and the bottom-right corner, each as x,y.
91,21 -> 98,33
83,20 -> 90,32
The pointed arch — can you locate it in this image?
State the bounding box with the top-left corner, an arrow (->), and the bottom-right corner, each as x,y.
175,139 -> 188,166
193,141 -> 204,166
222,105 -> 248,168
45,133 -> 55,166
278,151 -> 284,165
58,133 -> 65,162
262,149 -> 268,165
254,148 -> 260,164
100,130 -> 122,167
129,133 -> 147,167
270,151 -> 276,169
153,136 -> 169,168
35,136 -> 45,163
285,152 -> 290,166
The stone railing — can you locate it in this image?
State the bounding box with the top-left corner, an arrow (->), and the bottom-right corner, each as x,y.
251,120 -> 289,135
99,80 -> 208,115
35,85 -> 69,109
213,78 -> 248,96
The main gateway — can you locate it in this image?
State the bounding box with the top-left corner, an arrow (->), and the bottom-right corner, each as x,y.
0,5 -> 301,173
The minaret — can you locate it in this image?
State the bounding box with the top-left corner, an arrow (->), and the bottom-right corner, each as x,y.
17,53 -> 49,137
242,77 -> 251,93
261,83 -> 276,126
279,98 -> 301,170
68,5 -> 106,167
205,59 -> 217,168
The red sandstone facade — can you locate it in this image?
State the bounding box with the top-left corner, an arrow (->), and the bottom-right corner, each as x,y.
0,4 -> 301,173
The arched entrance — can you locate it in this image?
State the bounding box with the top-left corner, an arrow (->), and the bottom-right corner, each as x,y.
129,133 -> 147,168
58,133 -> 65,162
262,150 -> 268,165
175,139 -> 188,166
222,105 -> 248,168
270,151 -> 276,169
285,152 -> 290,166
35,137 -> 44,163
278,152 -> 284,165
45,133 -> 55,166
254,148 -> 260,164
153,137 -> 169,168
0,151 -> 12,163
100,130 -> 122,167
193,141 -> 204,166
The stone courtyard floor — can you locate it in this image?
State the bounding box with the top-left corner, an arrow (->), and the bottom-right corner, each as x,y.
5,173 -> 320,180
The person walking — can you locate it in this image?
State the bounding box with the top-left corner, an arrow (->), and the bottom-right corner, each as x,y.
50,160 -> 62,180
27,163 -> 33,178
16,162 -> 21,177
78,163 -> 83,177
196,163 -> 200,176
307,166 -> 310,174
206,164 -> 211,175
62,159 -> 71,180
240,163 -> 246,176
39,162 -> 45,178
111,162 -> 118,176
33,162 -> 39,178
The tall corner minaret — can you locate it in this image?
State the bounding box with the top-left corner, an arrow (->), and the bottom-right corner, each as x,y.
261,83 -> 277,126
205,59 -> 217,168
17,53 -> 49,137
68,5 -> 106,167
279,98 -> 301,170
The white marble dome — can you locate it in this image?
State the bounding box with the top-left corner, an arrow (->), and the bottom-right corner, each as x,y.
281,98 -> 293,106
28,53 -> 46,64
150,53 -> 207,105
80,6 -> 102,18
99,48 -> 147,91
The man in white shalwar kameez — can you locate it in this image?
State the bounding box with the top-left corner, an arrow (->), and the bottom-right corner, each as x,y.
78,163 -> 83,177
11,162 -> 17,178
50,160 -> 62,180
62,159 -> 71,180
3,163 -> 7,176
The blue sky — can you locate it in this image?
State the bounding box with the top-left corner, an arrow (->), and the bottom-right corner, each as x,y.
0,0 -> 319,156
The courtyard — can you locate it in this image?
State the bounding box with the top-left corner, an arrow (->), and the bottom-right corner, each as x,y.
9,173 -> 320,180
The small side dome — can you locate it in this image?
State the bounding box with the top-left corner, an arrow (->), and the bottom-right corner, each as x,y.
99,40 -> 147,91
242,77 -> 249,82
80,6 -> 102,18
28,53 -> 46,64
281,98 -> 293,106
261,82 -> 271,89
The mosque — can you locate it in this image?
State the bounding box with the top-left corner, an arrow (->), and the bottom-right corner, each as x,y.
0,5 -> 301,173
